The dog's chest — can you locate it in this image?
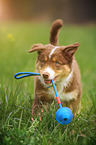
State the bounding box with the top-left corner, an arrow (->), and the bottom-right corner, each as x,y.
38,70 -> 77,102
49,72 -> 75,101
48,82 -> 76,102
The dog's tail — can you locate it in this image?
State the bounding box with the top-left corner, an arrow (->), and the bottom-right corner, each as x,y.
50,19 -> 63,46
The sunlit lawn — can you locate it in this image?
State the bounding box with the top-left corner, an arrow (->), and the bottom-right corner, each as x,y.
0,21 -> 96,145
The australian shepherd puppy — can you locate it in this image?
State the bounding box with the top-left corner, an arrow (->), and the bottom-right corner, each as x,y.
29,19 -> 82,117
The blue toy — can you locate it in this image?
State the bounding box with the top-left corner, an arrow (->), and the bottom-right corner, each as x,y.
14,72 -> 73,125
51,80 -> 73,125
14,72 -> 40,79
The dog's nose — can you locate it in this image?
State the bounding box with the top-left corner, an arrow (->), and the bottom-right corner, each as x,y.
43,72 -> 49,79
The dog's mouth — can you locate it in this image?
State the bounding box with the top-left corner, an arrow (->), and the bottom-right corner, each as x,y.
44,76 -> 59,84
44,80 -> 51,84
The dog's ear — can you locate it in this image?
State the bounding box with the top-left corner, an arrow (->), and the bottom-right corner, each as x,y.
28,44 -> 54,54
28,44 -> 45,53
62,42 -> 80,62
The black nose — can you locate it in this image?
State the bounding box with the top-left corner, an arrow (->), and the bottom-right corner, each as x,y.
43,73 -> 49,79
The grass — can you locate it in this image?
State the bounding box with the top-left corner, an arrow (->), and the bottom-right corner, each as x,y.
0,21 -> 96,145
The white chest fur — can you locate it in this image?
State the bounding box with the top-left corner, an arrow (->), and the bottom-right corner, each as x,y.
47,70 -> 77,102
58,91 -> 77,102
48,84 -> 77,102
38,69 -> 77,102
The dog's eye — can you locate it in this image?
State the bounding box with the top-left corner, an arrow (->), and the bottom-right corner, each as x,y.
43,61 -> 45,64
55,62 -> 59,65
41,60 -> 45,65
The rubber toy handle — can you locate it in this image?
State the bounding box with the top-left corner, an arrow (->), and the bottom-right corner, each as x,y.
51,79 -> 62,108
14,72 -> 40,79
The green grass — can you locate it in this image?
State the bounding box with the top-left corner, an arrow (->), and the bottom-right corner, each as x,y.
0,21 -> 96,145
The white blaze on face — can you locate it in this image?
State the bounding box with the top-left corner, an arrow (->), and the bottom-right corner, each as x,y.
42,46 -> 59,80
49,46 -> 59,58
43,67 -> 55,80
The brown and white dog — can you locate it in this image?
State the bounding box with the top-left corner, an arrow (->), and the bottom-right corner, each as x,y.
29,19 -> 82,117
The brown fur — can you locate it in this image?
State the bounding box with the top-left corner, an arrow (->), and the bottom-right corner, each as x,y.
29,19 -> 82,118
50,19 -> 63,46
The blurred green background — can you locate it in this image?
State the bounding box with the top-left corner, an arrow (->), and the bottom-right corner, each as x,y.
0,0 -> 96,120
0,1 -> 96,144
0,22 -> 96,92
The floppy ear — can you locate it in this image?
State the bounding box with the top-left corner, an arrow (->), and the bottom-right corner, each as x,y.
28,44 -> 44,53
62,42 -> 80,62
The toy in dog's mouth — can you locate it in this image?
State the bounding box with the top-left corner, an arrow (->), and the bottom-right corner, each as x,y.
44,75 -> 59,84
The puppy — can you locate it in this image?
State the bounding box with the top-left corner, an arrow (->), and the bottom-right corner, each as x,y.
29,19 -> 82,117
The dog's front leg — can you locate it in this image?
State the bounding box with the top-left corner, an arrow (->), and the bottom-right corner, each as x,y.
32,96 -> 47,121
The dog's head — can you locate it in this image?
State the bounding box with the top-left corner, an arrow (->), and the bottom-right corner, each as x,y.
29,42 -> 80,84
29,19 -> 80,84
